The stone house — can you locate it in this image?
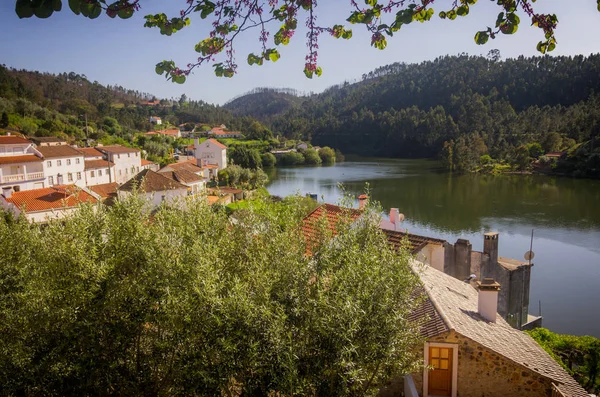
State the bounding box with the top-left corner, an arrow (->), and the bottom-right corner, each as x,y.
383,263 -> 588,397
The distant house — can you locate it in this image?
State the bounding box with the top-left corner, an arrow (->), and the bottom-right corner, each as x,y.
140,100 -> 160,106
544,151 -> 566,159
159,168 -> 206,195
89,182 -> 119,204
96,145 -> 142,184
207,127 -> 242,139
149,116 -> 162,125
159,159 -> 207,179
384,263 -> 588,397
141,159 -> 159,172
296,142 -> 308,150
117,169 -> 189,208
0,185 -> 98,223
193,138 -> 227,171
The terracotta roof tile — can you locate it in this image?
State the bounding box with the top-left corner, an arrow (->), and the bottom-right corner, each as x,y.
141,159 -> 155,166
207,138 -> 227,149
84,160 -> 114,170
37,145 -> 83,159
415,264 -> 588,397
77,147 -> 104,158
5,185 -> 98,212
301,204 -> 362,254
0,135 -> 31,145
160,169 -> 204,185
119,169 -> 188,193
90,182 -> 119,199
0,155 -> 42,165
161,160 -> 203,174
383,229 -> 446,254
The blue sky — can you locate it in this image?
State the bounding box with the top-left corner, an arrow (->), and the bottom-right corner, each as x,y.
1,0 -> 600,105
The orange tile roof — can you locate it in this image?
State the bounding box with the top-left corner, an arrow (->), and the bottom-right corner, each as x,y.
204,163 -> 219,169
207,138 -> 226,149
159,129 -> 180,136
5,185 -> 98,212
77,147 -> 104,158
90,182 -> 119,199
0,155 -> 42,165
84,160 -> 114,170
163,160 -> 203,173
301,204 -> 362,254
207,195 -> 221,205
119,169 -> 187,193
141,159 -> 155,166
382,229 -> 447,254
0,135 -> 31,145
38,145 -> 83,159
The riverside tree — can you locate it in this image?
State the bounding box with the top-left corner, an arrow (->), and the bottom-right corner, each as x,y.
14,0 -> 598,82
0,194 -> 423,395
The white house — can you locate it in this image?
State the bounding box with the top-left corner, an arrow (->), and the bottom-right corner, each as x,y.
141,159 -> 160,172
193,138 -> 227,171
38,145 -> 86,188
158,165 -> 206,196
0,184 -> 99,223
117,169 -> 189,208
159,159 -> 208,179
0,135 -> 45,192
77,147 -> 115,186
149,116 -> 162,125
96,146 -> 142,184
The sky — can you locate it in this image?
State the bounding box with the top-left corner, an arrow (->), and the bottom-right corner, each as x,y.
1,0 -> 600,105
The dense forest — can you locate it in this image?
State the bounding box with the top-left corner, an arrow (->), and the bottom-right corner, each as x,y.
225,54 -> 600,178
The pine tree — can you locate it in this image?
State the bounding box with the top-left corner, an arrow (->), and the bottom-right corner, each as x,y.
0,112 -> 8,128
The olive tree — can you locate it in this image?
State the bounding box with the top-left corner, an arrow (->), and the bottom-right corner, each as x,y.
0,193 -> 423,396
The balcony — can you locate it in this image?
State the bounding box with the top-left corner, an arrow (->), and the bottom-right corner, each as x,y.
0,172 -> 45,184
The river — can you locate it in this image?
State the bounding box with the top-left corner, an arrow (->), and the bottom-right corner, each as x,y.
265,158 -> 600,337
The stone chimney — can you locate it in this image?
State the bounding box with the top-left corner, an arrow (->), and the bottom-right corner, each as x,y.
483,232 -> 499,267
358,194 -> 368,210
477,278 -> 501,323
2,186 -> 13,199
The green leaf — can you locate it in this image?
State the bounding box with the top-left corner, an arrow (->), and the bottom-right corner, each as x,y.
456,6 -> 469,16
268,50 -> 280,62
16,0 -> 35,18
365,0 -> 377,5
438,11 -> 446,19
88,2 -> 102,19
52,0 -> 62,12
33,0 -> 55,18
342,30 -> 352,39
315,66 -> 323,77
68,0 -> 80,14
155,65 -> 164,75
474,31 -> 489,45
118,6 -> 134,19
506,13 -> 520,25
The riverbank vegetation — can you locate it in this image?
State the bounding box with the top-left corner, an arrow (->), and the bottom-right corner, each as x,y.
0,194 -> 422,395
528,328 -> 600,394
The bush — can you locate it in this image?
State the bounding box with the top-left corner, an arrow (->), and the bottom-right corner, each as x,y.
261,152 -> 276,167
318,146 -> 336,164
279,151 -> 305,165
304,148 -> 322,165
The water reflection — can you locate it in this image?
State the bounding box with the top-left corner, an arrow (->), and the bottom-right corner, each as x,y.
266,158 -> 600,336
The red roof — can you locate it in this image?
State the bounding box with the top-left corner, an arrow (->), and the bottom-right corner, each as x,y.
159,129 -> 180,136
301,204 -> 363,254
0,135 -> 31,145
5,185 -> 98,212
77,147 -> 104,158
207,138 -> 226,149
141,159 -> 155,166
545,152 -> 565,158
210,128 -> 241,136
0,155 -> 42,165
84,160 -> 114,170
90,182 -> 119,199
97,145 -> 140,154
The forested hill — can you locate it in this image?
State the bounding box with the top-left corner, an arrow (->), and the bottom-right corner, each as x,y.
224,87 -> 305,119
227,54 -> 600,177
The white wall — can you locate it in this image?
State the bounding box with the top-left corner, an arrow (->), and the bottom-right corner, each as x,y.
105,151 -> 142,184
43,155 -> 85,187
194,139 -> 227,170
85,166 -> 115,186
118,188 -> 189,209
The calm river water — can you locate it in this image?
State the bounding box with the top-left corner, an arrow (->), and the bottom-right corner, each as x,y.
265,158 -> 600,337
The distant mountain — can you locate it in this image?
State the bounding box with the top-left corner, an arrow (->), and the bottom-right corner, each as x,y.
224,88 -> 305,120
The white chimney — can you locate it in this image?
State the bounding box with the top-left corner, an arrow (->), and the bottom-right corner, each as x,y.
2,186 -> 13,199
358,194 -> 368,210
477,278 -> 501,323
6,132 -> 11,136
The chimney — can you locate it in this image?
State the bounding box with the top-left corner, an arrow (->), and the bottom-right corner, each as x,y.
477,278 -> 501,323
483,232 -> 499,267
2,186 -> 13,199
390,208 -> 399,225
358,194 -> 368,210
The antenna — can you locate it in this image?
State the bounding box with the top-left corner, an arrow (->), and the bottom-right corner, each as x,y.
524,229 -> 535,266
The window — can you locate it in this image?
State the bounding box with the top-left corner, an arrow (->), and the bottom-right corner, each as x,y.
67,159 -> 71,166
48,176 -> 54,185
57,160 -> 62,166
67,173 -> 73,182
98,170 -> 102,177
125,168 -> 128,175
131,166 -> 135,174
119,170 -> 122,176
91,171 -> 95,177
76,158 -> 80,164
128,153 -> 131,158
136,166 -> 139,172
118,154 -> 121,159
135,152 -> 139,157
77,172 -> 81,180
13,185 -> 20,192
105,168 -> 109,174
47,161 -> 52,167
161,195 -> 166,202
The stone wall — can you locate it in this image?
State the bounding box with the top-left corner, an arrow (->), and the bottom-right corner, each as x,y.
409,331 -> 553,397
